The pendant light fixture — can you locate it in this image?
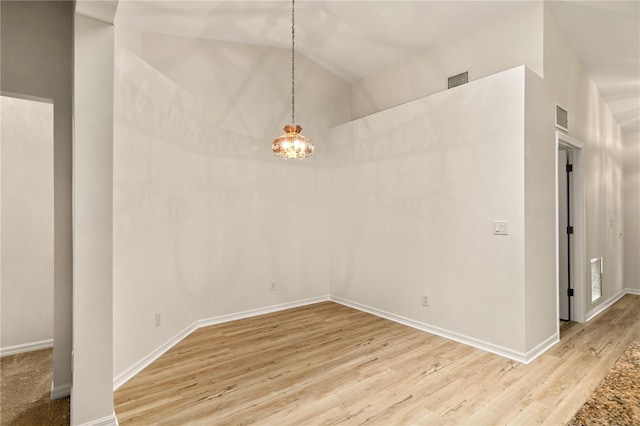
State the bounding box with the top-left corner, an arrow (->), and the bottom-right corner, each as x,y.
272,0 -> 315,160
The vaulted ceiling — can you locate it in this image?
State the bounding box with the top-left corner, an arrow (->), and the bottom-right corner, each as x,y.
116,1 -> 640,133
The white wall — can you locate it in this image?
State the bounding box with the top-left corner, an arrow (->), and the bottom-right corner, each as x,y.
523,69 -> 557,351
326,1 -> 628,356
0,0 -> 73,395
72,9 -> 116,425
113,29 -> 350,379
120,29 -> 350,165
543,7 -> 625,313
339,2 -> 627,343
623,133 -> 640,290
110,1 -> 630,384
1,96 -> 54,352
330,67 -> 528,355
328,2 -> 564,358
350,2 -> 543,119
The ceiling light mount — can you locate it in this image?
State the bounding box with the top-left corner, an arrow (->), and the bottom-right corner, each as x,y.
272,0 -> 314,160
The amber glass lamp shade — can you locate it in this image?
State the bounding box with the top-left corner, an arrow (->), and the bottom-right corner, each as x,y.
272,125 -> 314,160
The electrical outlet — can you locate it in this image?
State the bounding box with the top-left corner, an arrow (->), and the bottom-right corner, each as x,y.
270,282 -> 277,291
155,312 -> 161,327
422,294 -> 429,307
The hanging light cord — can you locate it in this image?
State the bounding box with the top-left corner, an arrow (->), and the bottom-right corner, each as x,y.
291,0 -> 296,125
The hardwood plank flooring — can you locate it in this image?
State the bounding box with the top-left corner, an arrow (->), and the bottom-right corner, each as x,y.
114,295 -> 640,425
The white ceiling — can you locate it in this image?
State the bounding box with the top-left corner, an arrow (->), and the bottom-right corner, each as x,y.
116,0 -> 640,133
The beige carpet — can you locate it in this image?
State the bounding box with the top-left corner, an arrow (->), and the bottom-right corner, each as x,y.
0,348 -> 69,426
568,341 -> 640,426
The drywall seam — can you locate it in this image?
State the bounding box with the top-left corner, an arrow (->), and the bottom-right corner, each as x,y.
329,296 -> 553,364
113,296 -> 330,390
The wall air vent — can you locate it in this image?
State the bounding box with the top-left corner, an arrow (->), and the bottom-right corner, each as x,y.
448,71 -> 469,89
556,105 -> 569,131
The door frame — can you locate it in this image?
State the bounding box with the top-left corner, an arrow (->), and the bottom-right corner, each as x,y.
555,131 -> 586,323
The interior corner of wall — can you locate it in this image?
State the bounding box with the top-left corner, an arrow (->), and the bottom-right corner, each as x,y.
115,24 -> 143,58
541,2 -> 557,72
75,0 -> 118,25
527,60 -> 544,80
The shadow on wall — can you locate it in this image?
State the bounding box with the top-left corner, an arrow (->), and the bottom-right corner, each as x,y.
329,67 -> 530,354
112,43 -> 337,379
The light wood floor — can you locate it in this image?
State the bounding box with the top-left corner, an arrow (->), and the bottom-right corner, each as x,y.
114,295 -> 640,425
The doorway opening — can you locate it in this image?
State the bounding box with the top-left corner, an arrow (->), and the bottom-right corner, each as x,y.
1,94 -> 55,355
1,93 -> 57,416
556,132 -> 586,326
558,147 -> 573,321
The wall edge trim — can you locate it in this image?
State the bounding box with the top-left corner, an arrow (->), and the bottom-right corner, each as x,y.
77,412 -> 119,426
625,288 -> 640,296
50,382 -> 72,400
523,333 -> 560,364
113,296 -> 330,391
329,295 -> 556,364
0,339 -> 53,357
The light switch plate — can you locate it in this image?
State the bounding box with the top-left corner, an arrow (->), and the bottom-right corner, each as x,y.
493,221 -> 508,236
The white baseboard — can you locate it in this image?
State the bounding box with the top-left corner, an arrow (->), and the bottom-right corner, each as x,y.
0,339 -> 53,357
330,296 -> 557,364
113,289 -> 638,392
524,333 -> 560,363
586,288 -> 628,322
113,322 -> 197,391
196,296 -> 329,328
626,288 -> 640,296
50,382 -> 71,400
77,412 -> 119,426
114,296 -> 330,390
